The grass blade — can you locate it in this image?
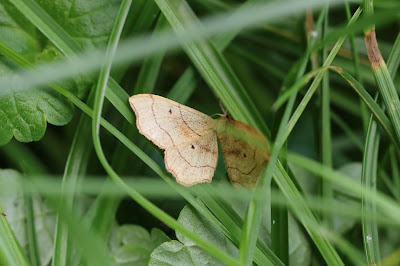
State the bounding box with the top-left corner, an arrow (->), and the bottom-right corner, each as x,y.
362,113 -> 381,265
363,0 -> 400,145
330,66 -> 400,151
284,7 -> 362,141
153,0 -> 269,135
0,206 -> 29,266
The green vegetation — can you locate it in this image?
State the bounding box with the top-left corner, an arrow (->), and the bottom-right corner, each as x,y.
1,0 -> 400,265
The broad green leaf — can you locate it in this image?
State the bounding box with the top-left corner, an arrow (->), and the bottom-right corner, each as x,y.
150,203 -> 310,266
0,0 -> 40,59
110,224 -> 171,266
150,228 -> 171,247
149,205 -> 235,266
0,64 -> 75,144
149,241 -> 219,266
0,169 -> 55,266
36,0 -> 122,49
176,205 -> 238,254
1,0 -> 127,145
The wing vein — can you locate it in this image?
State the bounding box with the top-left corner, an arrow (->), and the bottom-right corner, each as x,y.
179,106 -> 202,137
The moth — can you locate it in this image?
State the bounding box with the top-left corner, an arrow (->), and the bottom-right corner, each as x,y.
129,94 -> 269,188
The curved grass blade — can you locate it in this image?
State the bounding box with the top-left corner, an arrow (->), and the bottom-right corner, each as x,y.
330,66 -> 400,152
362,113 -> 381,265
90,1 -> 240,264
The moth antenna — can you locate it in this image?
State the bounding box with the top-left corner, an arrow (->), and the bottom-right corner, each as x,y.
218,97 -> 228,116
211,113 -> 225,118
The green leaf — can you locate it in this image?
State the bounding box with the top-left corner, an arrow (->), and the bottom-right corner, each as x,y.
0,169 -> 54,266
0,0 -> 40,58
150,228 -> 171,248
149,205 -> 236,266
176,205 -> 237,254
110,225 -> 171,266
0,65 -> 75,145
150,241 -> 225,266
149,203 -> 310,266
0,0 -> 75,145
35,0 -> 122,49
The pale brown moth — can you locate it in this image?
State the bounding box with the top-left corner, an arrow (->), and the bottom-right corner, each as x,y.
129,94 -> 269,188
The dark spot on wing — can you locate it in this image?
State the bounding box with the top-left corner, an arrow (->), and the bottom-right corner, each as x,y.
243,154 -> 247,158
169,109 -> 172,114
191,145 -> 195,149
227,149 -> 241,155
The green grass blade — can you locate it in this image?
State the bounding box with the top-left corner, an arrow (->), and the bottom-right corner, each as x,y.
272,66 -> 329,110
23,195 -> 40,266
132,15 -> 169,95
362,113 -> 381,265
287,153 -> 400,225
321,10 -> 333,228
330,66 -> 400,151
52,92 -> 94,266
273,162 -> 344,265
90,1 -> 240,264
284,8 -> 362,141
0,140 -> 45,266
0,206 -> 29,266
90,1 -> 134,265
83,15 -> 172,256
196,185 -> 284,265
373,64 -> 400,142
153,0 -> 268,135
323,231 -> 367,265
344,1 -> 369,131
84,0 -> 162,244
1,11 -> 245,266
51,80 -> 240,265
390,148 -> 400,199
387,33 -> 400,78
363,0 -> 400,146
242,7 -> 340,265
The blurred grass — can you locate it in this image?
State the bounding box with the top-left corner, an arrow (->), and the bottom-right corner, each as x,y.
1,0 -> 400,265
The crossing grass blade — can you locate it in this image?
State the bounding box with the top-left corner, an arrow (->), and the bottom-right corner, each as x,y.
363,0 -> 400,146
330,67 -> 400,152
362,114 -> 381,265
